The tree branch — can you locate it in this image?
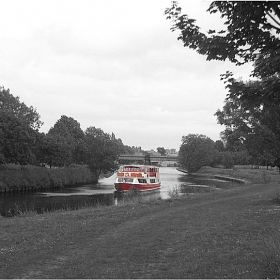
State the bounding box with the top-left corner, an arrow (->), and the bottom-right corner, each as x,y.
266,11 -> 280,30
271,5 -> 280,21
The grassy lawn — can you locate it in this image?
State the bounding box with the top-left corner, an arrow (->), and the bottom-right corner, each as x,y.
1,170 -> 280,278
197,166 -> 280,183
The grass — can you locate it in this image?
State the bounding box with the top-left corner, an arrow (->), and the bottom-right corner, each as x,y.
116,189 -> 162,205
167,185 -> 182,199
2,179 -> 280,278
197,165 -> 280,183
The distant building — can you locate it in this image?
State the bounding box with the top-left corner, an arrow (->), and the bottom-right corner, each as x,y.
166,149 -> 177,155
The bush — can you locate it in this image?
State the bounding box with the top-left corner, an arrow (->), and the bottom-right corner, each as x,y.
0,165 -> 98,190
179,134 -> 217,173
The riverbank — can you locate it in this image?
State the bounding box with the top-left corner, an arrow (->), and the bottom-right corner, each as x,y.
0,164 -> 98,193
1,178 -> 280,278
178,166 -> 280,184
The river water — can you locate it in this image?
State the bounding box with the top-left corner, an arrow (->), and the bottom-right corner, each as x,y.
0,167 -> 239,216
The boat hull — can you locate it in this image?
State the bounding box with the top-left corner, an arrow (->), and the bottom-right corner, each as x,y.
114,182 -> 161,192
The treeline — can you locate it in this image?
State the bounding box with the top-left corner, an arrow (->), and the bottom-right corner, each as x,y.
178,133 -> 280,174
178,134 -> 254,173
0,86 -> 133,178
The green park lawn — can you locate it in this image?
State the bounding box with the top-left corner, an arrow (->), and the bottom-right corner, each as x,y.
1,167 -> 280,278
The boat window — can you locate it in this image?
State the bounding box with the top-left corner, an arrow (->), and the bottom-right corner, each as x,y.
150,179 -> 155,183
138,179 -> 147,183
124,178 -> 134,183
123,166 -> 140,171
118,178 -> 124,182
148,168 -> 157,172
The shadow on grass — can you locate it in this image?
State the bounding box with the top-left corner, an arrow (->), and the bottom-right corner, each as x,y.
262,236 -> 280,278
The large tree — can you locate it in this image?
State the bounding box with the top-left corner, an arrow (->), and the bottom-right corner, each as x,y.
165,1 -> 280,67
0,111 -> 37,164
84,127 -> 121,178
179,134 -> 217,173
215,78 -> 280,164
0,87 -> 43,164
165,1 -> 280,100
157,147 -> 166,156
40,134 -> 72,168
48,115 -> 86,164
0,86 -> 43,130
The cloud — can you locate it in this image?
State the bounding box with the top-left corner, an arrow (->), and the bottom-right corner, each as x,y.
0,0 -> 254,150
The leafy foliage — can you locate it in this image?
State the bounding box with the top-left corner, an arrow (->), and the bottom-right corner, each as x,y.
214,140 -> 225,152
157,147 -> 166,156
179,134 -> 217,173
165,1 -> 280,66
84,127 -> 121,177
40,134 -> 73,168
220,151 -> 234,169
215,79 -> 280,165
48,115 -> 86,164
0,86 -> 43,130
0,111 -> 38,165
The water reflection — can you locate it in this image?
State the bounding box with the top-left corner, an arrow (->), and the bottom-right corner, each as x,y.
0,167 -> 241,216
114,189 -> 161,206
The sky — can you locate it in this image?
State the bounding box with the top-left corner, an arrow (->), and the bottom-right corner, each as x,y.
0,0 -> 253,151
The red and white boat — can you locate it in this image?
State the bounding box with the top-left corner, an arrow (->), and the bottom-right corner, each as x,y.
114,165 -> 161,192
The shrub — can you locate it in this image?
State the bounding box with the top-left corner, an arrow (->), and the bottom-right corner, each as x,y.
0,165 -> 97,190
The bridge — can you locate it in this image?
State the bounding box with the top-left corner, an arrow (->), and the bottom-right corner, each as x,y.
118,154 -> 178,166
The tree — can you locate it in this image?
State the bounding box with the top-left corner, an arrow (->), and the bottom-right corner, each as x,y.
165,1 -> 280,67
0,86 -> 43,130
214,140 -> 225,152
232,150 -> 251,166
246,125 -> 279,167
0,87 -> 44,165
84,127 -> 120,178
220,151 -> 234,169
165,1 -> 280,109
157,147 -> 166,156
0,111 -> 37,164
215,79 -> 280,164
121,145 -> 135,154
40,134 -> 72,168
48,115 -> 86,164
179,134 -> 217,173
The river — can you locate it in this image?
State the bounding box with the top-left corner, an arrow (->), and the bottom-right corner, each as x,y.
0,167 -> 239,216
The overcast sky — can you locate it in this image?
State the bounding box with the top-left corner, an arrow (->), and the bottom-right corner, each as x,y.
1,0 -> 253,151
